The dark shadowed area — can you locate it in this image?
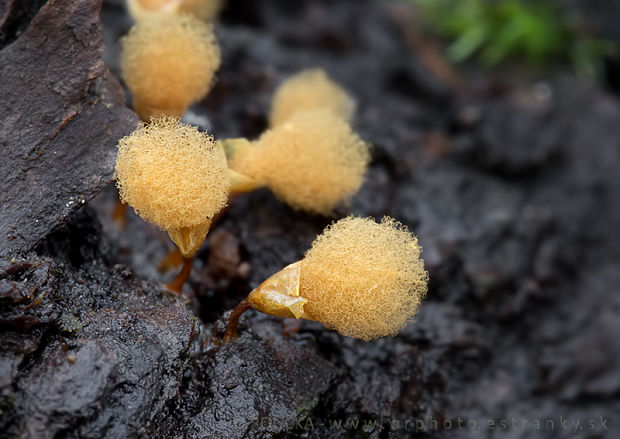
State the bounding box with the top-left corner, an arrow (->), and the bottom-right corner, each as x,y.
1,0 -> 619,438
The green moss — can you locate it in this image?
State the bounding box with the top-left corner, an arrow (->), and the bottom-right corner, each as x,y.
412,0 -> 615,76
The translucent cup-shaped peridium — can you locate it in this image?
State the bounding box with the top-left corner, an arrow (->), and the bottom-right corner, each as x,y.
167,220 -> 211,258
247,262 -> 309,319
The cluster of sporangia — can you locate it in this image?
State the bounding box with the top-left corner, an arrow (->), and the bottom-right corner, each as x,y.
114,0 -> 428,341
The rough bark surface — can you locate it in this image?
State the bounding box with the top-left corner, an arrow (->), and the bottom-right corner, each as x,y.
0,0 -> 137,259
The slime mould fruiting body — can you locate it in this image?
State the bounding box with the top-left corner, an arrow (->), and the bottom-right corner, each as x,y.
114,117 -> 230,258
120,12 -> 220,121
229,216 -> 428,341
269,69 -> 356,127
228,110 -> 371,215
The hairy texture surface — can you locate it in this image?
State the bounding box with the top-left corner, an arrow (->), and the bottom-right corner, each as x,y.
127,0 -> 222,22
230,110 -> 370,214
114,117 -> 229,231
270,69 -> 355,127
300,217 -> 428,340
120,13 -> 220,120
